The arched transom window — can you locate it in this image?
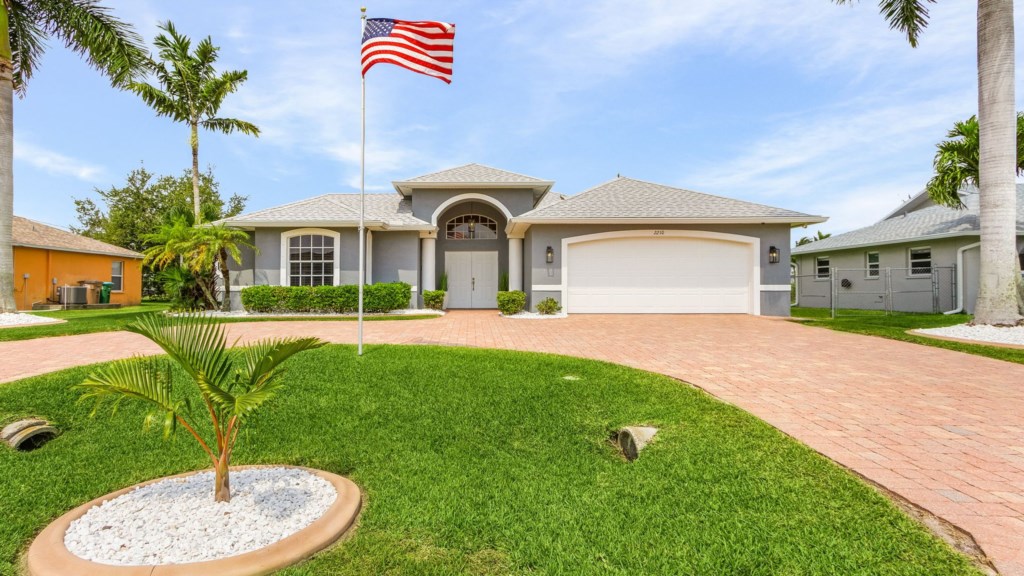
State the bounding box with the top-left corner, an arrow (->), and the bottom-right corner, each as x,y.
446,214 -> 497,240
288,234 -> 335,286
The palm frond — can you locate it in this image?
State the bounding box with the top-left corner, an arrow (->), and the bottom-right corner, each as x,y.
232,337 -> 325,416
34,0 -> 148,87
926,115 -> 979,209
832,0 -> 935,47
129,80 -> 187,122
6,0 -> 47,94
201,117 -> 260,137
126,313 -> 236,411
78,357 -> 182,438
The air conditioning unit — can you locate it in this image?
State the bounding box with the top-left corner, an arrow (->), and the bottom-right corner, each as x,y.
59,286 -> 88,305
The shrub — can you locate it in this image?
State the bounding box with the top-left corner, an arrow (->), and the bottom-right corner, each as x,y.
497,290 -> 526,316
499,272 -> 509,292
241,283 -> 411,314
439,273 -> 448,291
423,290 -> 445,310
536,297 -> 562,315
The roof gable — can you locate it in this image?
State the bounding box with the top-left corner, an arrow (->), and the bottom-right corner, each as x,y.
792,185 -> 1024,255
392,163 -> 555,197
221,193 -> 430,229
13,216 -> 143,258
516,177 -> 825,223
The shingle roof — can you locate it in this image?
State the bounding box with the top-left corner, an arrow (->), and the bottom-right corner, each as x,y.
399,163 -> 548,184
221,194 -> 430,228
517,177 -> 825,222
13,216 -> 142,258
792,185 -> 1024,254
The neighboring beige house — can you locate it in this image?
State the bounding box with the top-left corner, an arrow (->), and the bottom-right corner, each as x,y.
792,186 -> 1024,314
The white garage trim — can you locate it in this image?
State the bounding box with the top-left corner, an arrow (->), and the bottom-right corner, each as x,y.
561,229 -> 761,315
430,193 -> 513,226
761,285 -> 791,291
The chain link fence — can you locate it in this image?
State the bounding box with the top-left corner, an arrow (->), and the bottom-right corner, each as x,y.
792,266 -> 956,317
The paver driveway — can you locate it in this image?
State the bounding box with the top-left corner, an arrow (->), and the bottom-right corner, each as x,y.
2,311 -> 1023,574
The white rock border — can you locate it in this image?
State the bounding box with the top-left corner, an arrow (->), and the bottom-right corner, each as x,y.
170,309 -> 444,319
912,323 -> 1024,348
500,311 -> 568,320
0,313 -> 64,329
27,466 -> 361,576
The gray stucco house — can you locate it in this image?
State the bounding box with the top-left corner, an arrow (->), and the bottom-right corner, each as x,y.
221,164 -> 825,315
792,186 -> 1024,314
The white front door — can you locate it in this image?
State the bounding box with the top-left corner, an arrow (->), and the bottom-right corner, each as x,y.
446,251 -> 499,309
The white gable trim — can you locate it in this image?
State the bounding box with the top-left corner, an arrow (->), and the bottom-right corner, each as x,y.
279,228 -> 342,287
559,229 -> 762,315
430,193 -> 514,226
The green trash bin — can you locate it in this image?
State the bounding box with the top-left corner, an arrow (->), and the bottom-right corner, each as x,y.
100,282 -> 113,304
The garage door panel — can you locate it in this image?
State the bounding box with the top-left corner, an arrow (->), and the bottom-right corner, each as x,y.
566,236 -> 752,314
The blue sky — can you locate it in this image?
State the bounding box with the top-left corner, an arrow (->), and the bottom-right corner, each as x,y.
12,1 -> 1024,244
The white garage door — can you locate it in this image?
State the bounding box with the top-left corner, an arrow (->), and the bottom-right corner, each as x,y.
566,236 -> 753,314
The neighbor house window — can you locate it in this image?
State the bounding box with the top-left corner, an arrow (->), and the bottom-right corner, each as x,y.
815,256 -> 830,279
866,252 -> 880,278
288,234 -> 335,286
909,247 -> 931,276
111,261 -> 123,291
446,214 -> 497,240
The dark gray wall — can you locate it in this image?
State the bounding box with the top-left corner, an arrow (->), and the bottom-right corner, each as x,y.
371,231 -> 419,286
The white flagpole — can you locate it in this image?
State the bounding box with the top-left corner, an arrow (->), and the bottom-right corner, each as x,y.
358,6 -> 366,356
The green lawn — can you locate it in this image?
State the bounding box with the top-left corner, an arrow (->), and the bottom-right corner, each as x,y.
791,306 -> 1024,365
0,346 -> 981,575
0,304 -> 438,343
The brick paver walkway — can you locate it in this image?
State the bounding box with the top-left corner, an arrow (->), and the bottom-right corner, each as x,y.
2,312 -> 1022,574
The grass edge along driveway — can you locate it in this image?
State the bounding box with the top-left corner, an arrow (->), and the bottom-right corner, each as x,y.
0,345 -> 984,575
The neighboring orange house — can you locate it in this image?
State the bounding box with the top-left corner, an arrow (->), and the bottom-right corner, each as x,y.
12,216 -> 144,310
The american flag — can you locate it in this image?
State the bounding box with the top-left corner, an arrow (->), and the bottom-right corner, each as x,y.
361,18 -> 455,84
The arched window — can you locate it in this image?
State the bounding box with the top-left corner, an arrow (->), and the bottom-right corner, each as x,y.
283,231 -> 338,286
446,214 -> 497,240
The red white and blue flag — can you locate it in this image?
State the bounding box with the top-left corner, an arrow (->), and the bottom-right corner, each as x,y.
361,18 -> 455,84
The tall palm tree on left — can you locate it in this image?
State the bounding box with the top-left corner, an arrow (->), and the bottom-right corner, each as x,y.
0,1 -> 147,313
129,21 -> 259,226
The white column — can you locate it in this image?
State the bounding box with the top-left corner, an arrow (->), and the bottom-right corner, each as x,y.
508,237 -> 523,291
421,237 -> 436,291
365,230 -> 373,284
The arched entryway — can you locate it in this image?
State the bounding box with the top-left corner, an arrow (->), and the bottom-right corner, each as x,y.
434,199 -> 508,308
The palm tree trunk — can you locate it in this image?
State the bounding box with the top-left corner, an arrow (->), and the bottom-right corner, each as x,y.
0,7 -> 16,314
191,122 -> 201,224
974,0 -> 1022,325
214,454 -> 230,503
219,248 -> 230,312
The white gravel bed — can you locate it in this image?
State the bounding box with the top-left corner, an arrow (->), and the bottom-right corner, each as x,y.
172,308 -> 443,318
0,312 -> 63,328
500,311 -> 567,320
916,323 -> 1024,346
64,467 -> 337,566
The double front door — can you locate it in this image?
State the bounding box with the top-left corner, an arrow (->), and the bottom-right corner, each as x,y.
446,251 -> 498,309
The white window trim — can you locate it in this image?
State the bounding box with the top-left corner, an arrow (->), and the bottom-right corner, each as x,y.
280,228 -> 342,287
445,214 -> 499,240
815,256 -> 831,281
865,251 -> 880,280
907,246 -> 932,278
111,260 -> 125,293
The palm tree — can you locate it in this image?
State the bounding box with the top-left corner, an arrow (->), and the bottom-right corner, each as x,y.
796,230 -> 832,246
926,113 -> 1024,208
834,0 -> 1020,325
0,1 -> 147,313
185,224 -> 256,312
78,314 -> 324,502
129,21 -> 259,225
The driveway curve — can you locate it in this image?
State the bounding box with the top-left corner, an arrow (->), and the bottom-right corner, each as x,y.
1,311 -> 1022,574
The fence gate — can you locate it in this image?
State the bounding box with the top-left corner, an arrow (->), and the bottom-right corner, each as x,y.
792,266 -> 956,317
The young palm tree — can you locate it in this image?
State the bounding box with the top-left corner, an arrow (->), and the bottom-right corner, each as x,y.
185,224 -> 256,312
130,21 -> 259,224
834,0 -> 1019,325
79,314 -> 324,502
926,113 -> 1024,208
0,1 -> 147,313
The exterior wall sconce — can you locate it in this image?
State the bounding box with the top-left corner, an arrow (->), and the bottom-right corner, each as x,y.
768,246 -> 780,264
546,246 -> 554,264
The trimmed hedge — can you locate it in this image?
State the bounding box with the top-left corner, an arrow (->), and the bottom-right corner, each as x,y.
497,290 -> 526,316
423,290 -> 445,310
241,283 -> 411,313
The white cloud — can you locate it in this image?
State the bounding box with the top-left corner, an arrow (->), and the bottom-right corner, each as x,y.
14,141 -> 106,182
